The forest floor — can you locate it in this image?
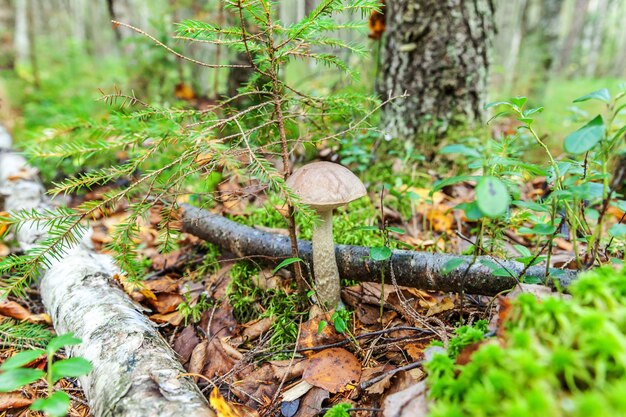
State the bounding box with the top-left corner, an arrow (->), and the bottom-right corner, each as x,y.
1,73 -> 625,416
2,132 -> 620,417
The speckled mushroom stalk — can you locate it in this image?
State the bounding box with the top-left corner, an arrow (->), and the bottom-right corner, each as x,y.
312,208 -> 342,308
285,161 -> 366,309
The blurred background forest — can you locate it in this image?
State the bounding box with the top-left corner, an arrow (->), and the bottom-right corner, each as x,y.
0,0 -> 624,141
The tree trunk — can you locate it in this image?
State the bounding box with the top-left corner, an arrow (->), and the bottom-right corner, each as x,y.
496,0 -> 528,93
556,0 -> 589,75
378,0 -> 494,140
304,0 -> 316,15
584,0 -> 608,77
0,0 -> 15,69
0,132 -> 214,417
528,0 -> 564,101
13,0 -> 28,67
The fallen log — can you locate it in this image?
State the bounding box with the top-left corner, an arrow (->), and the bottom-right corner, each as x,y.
181,204 -> 577,296
0,133 -> 214,417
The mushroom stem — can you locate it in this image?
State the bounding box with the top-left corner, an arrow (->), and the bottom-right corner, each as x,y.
312,209 -> 341,308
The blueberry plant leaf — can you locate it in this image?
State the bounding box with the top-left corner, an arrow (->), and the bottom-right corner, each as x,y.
564,115 -> 605,154
475,176 -> 510,218
573,88 -> 611,103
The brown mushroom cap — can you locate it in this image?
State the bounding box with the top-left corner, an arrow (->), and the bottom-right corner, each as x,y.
286,161 -> 366,210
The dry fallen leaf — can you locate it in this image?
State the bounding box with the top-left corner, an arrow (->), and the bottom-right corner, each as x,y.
426,296 -> 455,316
149,311 -> 183,326
296,313 -> 344,354
210,387 -> 259,417
0,392 -> 33,412
361,365 -> 395,395
303,348 -> 361,394
147,292 -> 184,314
201,338 -> 241,379
0,301 -> 50,324
293,387 -> 329,417
232,363 -> 280,407
173,325 -> 200,364
383,380 -> 428,417
426,206 -> 454,232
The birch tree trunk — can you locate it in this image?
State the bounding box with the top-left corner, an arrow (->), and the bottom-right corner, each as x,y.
0,130 -> 214,417
12,0 -> 28,66
378,0 -> 494,140
584,0 -> 608,77
495,0 -> 528,93
556,0 -> 589,74
528,0 -> 563,100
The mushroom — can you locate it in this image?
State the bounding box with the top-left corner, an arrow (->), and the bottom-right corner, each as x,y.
286,161 -> 366,308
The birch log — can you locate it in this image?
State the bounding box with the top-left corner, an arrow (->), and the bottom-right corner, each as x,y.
0,130 -> 213,417
181,204 -> 578,296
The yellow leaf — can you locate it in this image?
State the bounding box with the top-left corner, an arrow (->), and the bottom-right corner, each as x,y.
209,388 -> 258,417
0,212 -> 9,237
139,288 -> 158,301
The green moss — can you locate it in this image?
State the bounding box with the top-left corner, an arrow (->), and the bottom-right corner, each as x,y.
230,193 -> 381,247
226,260 -> 304,354
425,267 -> 626,416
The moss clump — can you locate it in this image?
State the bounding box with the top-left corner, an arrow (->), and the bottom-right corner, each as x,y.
425,267 -> 626,417
227,260 -> 302,354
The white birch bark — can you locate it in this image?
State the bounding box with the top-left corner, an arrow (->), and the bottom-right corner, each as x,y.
12,0 -> 28,66
0,130 -> 214,417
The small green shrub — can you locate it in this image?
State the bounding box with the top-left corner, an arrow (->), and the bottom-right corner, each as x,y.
0,333 -> 92,417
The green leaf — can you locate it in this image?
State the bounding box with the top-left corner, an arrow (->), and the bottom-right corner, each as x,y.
439,144 -> 481,158
492,268 -> 514,277
433,175 -> 479,192
386,226 -> 405,234
485,100 -> 511,109
390,239 -> 414,249
333,316 -> 347,333
456,201 -> 484,221
442,258 -> 464,275
513,200 -> 551,213
47,333 -> 82,355
350,225 -> 379,232
0,349 -> 45,370
523,107 -> 544,117
272,257 -> 303,275
487,110 -> 513,124
573,88 -> 611,104
510,96 -> 528,109
370,246 -> 392,261
513,245 -> 532,258
609,224 -> 626,238
0,368 -> 44,392
317,320 -> 328,334
524,256 -> 545,267
610,124 -> 626,142
519,223 -> 557,235
50,358 -> 92,383
475,177 -> 510,218
564,115 -> 605,154
479,259 -> 500,271
31,391 -> 70,417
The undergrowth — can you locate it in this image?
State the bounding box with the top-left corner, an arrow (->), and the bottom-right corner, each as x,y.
228,261 -> 302,355
426,266 -> 626,417
0,319 -> 53,349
